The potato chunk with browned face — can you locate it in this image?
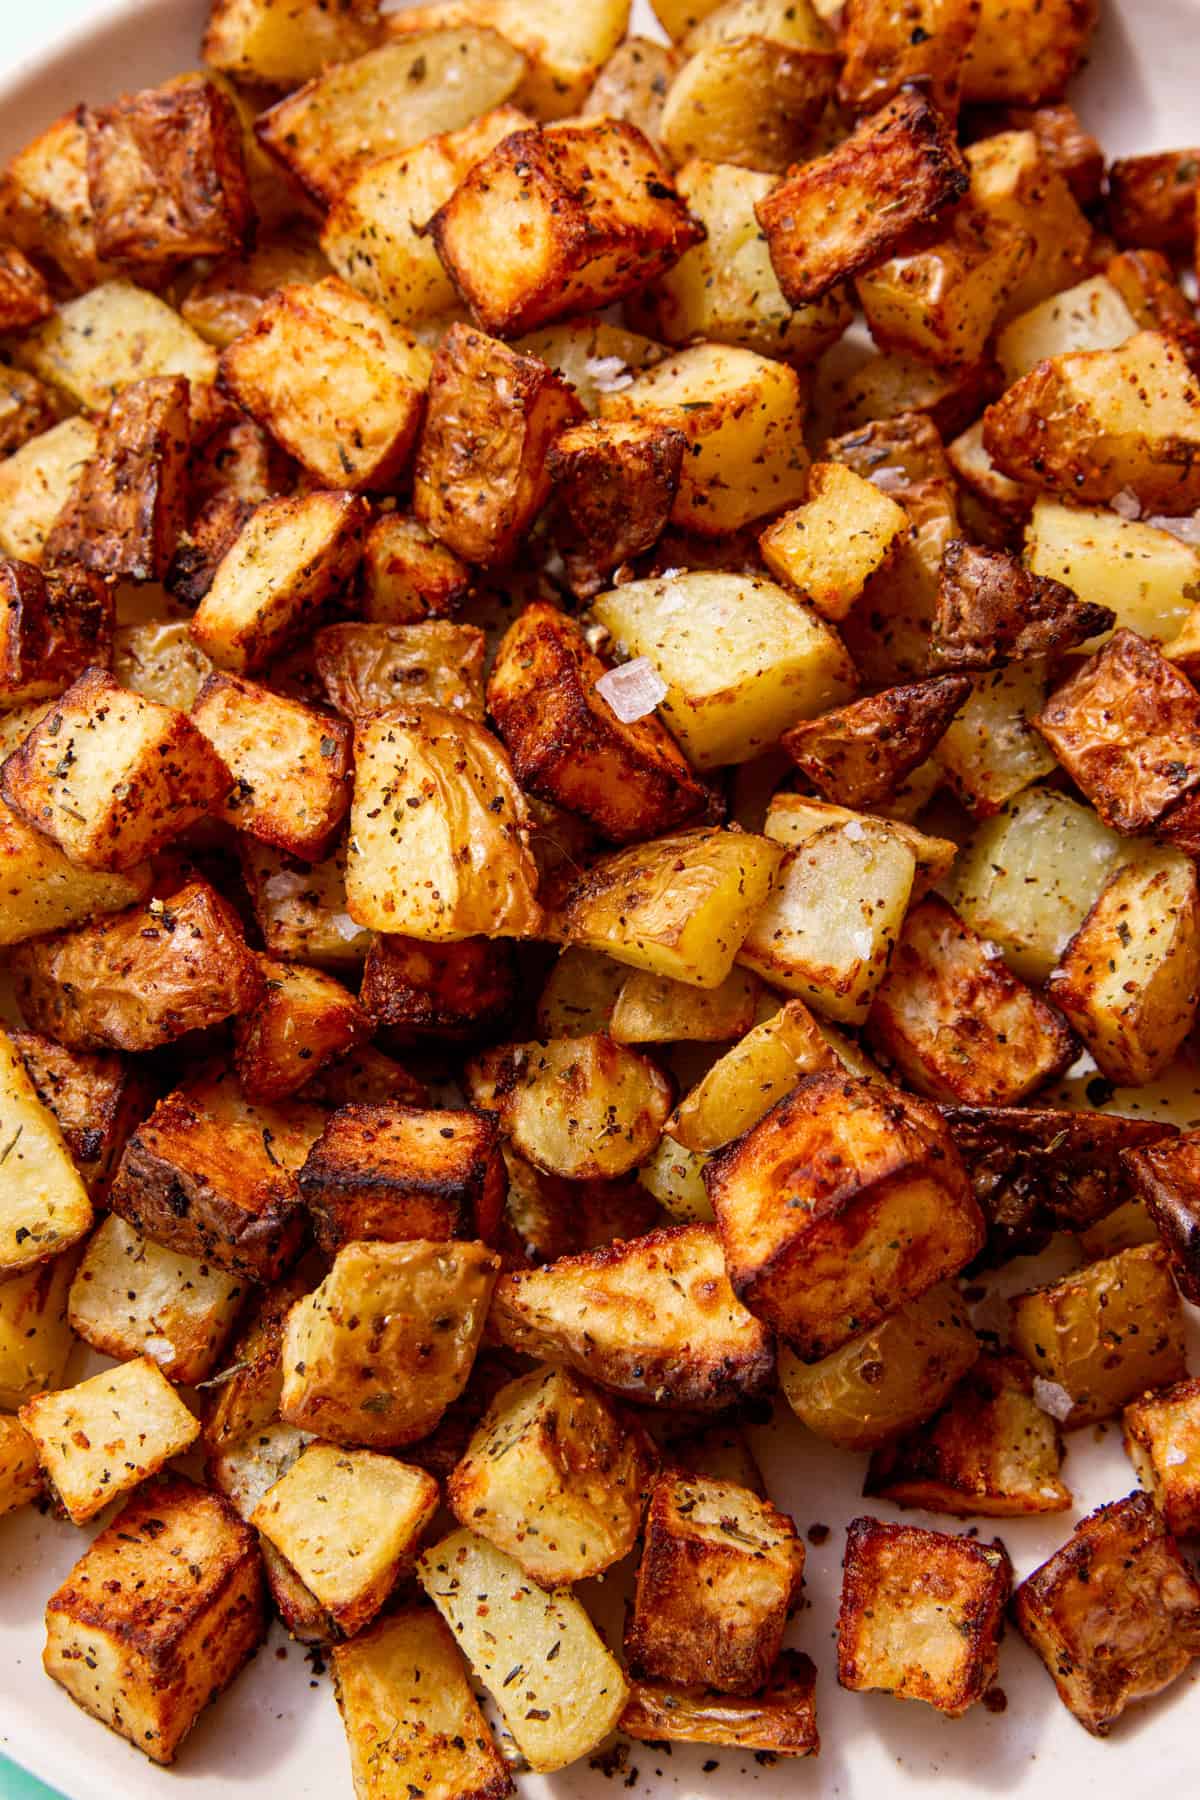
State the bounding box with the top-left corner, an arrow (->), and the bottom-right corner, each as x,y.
620,1650 -> 819,1756
0,244 -> 53,332
361,933 -> 517,1041
314,621 -> 485,727
838,1517 -> 1012,1715
932,539 -> 1113,671
547,418 -> 684,597
1107,150 -> 1200,253
780,676 -> 969,809
839,0 -> 980,118
1124,1378 -> 1200,1538
204,0 -> 382,86
1123,1131 -> 1200,1303
234,958 -> 372,1103
473,1034 -> 672,1179
0,559 -> 111,708
705,1071 -> 983,1360
1013,1491 -> 1200,1735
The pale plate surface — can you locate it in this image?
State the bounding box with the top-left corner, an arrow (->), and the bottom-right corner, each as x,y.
2,1 -> 1200,1795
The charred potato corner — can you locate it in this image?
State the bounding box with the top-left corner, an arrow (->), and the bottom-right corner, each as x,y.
3,0 -> 1200,1790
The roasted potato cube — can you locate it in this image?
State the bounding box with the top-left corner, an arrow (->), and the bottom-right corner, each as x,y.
597,343 -> 810,535
18,280 -> 217,418
1035,628 -> 1200,833
547,418 -> 684,599
299,1045 -> 428,1112
0,558 -> 111,710
966,129 -> 1091,320
838,1517 -> 1012,1714
20,1355 -> 199,1524
219,278 -> 431,492
299,1103 -> 504,1254
1010,1243 -> 1187,1428
108,1067 -> 322,1281
255,31 -> 527,206
322,107 -> 528,330
447,1363 -> 654,1584
932,538 -> 1113,671
620,1650 -> 819,1755
658,39 -> 837,174
181,231 -> 333,352
386,0 -> 631,120
625,1472 -> 803,1694
346,708 -> 542,939
667,998 -> 837,1152
361,933 -> 517,1041
411,326 -> 582,568
706,1072 -> 982,1359
203,0 -> 381,84
241,839 -> 371,971
0,417 -> 99,565
0,1025 -> 92,1279
2,668 -> 227,872
475,1034 -> 671,1179
85,76 -> 251,270
418,1526 -> 628,1772
1013,1490 -> 1200,1734
866,895 -> 1075,1104
490,1222 -> 774,1409
331,1606 -> 512,1800
781,677 -> 969,809
67,1216 -> 245,1386
856,208 -> 1031,367
593,572 -> 853,767
780,1282 -> 979,1451
0,792 -> 152,948
314,621 -> 485,727
583,36 -> 682,142
1122,1132 -> 1200,1304
487,601 -> 707,842
995,274 -> 1138,384
167,492 -> 259,609
839,0 -> 980,117
43,1476 -> 264,1762
192,671 -> 353,857
1124,1377 -> 1200,1539
360,513 -> 471,624
0,242 -> 52,332
935,656 -> 1057,817
0,1412 -> 42,1515
755,90 -> 968,306
946,417 -> 1035,525
610,966 -> 758,1044
191,490 -> 369,676
429,120 -> 701,338
557,827 -> 783,987
10,1029 -> 150,1201
1108,150 -> 1199,254
635,159 -> 851,361
866,1351 -> 1070,1516
114,619 -> 212,712
536,946 -> 626,1039
0,1250 -> 79,1409
985,331 -> 1200,514
0,366 -> 60,458
961,0 -> 1096,102
762,790 -> 957,896
234,958 -> 372,1103
251,1444 -> 438,1638
1106,248 -> 1200,360
1049,849 -> 1200,1085
201,1274 -> 310,1463
281,1239 -> 499,1448
0,111 -> 113,292
759,462 -> 908,623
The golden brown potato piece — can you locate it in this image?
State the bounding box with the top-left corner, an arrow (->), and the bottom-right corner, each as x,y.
0,793 -> 151,948
474,1033 -> 672,1179
219,278 -> 431,491
838,1517 -> 1011,1715
706,1071 -> 982,1360
1009,1243 -> 1187,1428
12,879 -> 263,1053
1107,150 -> 1199,253
866,1352 -> 1070,1516
240,839 -> 371,973
0,243 -> 52,332
667,995 -> 838,1151
0,559 -> 112,706
43,376 -> 190,583
346,708 -> 542,940
931,538 -> 1113,671
447,1363 -> 655,1584
961,0 -> 1095,103
977,101 -> 1104,205
412,324 -> 582,568
182,231 -> 333,351
384,0 -> 630,120
43,1477 -> 264,1764
360,514 -> 472,624
1013,1491 -> 1200,1735
1106,249 -> 1200,358
298,1044 -> 428,1112
0,111 -> 115,292
759,461 -> 908,622
866,894 -> 1075,1104
167,493 -> 256,609
203,0 -> 382,85
314,620 -> 485,726
1122,1132 -> 1200,1304
108,1065 -> 323,1280
966,129 -> 1091,319
0,1024 -> 93,1278
429,121 -> 702,338
11,1028 -> 152,1199
0,1413 -> 42,1517
85,75 -> 251,269
659,40 -> 838,174
1035,629 -> 1200,833
1049,849 -> 1200,1085
361,933 -> 517,1042
582,36 -> 682,142
983,331 -> 1200,515
299,1103 -> 504,1253
2,667 -> 227,872
191,491 -> 369,676
281,1238 -> 500,1447
620,1651 -> 819,1756
780,676 -> 970,808
856,207 -> 1031,367
490,1222 -> 775,1410
1124,1377 -> 1200,1539
547,417 -> 684,597
755,90 -> 968,306
234,958 -> 372,1103
625,1472 -> 804,1694
0,366 -> 60,458
487,601 -> 708,843
839,0 -> 981,118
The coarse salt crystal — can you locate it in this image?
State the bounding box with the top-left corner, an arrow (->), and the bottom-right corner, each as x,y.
868,466 -> 909,493
1110,487 -> 1142,520
585,355 -> 634,394
843,818 -> 865,840
851,928 -> 874,958
263,870 -> 311,902
1033,1377 -> 1075,1422
596,658 -> 668,723
143,1335 -> 175,1367
1146,511 -> 1200,547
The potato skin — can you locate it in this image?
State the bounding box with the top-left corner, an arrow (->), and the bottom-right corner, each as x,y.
1121,1132 -> 1200,1303
931,539 -> 1113,671
619,1650 -> 819,1756
11,1028 -> 152,1199
839,0 -> 980,119
781,676 -> 970,808
361,933 -> 517,1043
0,244 -> 53,332
0,558 -> 113,707
1107,150 -> 1199,253
547,418 -> 685,598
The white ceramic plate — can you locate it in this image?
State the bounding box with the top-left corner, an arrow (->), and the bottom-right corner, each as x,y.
3,2 -> 1200,1796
